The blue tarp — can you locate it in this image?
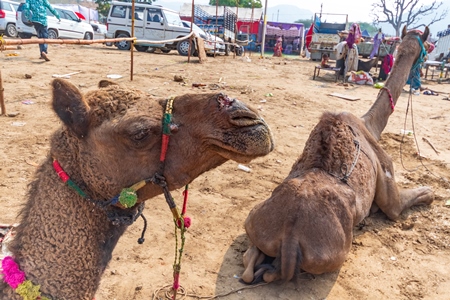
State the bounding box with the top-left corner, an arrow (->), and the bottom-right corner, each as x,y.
361,29 -> 370,38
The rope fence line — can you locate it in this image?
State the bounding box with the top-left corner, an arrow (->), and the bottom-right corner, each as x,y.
0,32 -> 195,48
0,37 -> 136,48
135,31 -> 195,45
0,33 -> 245,50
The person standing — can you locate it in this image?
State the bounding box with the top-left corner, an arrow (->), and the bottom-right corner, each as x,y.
273,36 -> 283,57
369,28 -> 385,59
344,23 -> 361,75
24,0 -> 60,61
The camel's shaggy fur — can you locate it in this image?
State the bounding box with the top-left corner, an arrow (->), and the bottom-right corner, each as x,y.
0,80 -> 274,299
241,27 -> 434,284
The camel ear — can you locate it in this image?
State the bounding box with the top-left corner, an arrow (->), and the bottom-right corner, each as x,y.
52,79 -> 91,138
421,27 -> 430,43
98,80 -> 119,88
401,26 -> 407,39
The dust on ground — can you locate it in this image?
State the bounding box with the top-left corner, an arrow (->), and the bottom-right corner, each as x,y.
1,41 -> 450,300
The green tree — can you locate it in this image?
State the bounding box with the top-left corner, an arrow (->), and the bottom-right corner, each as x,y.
294,18 -> 312,28
208,0 -> 262,8
371,0 -> 448,36
356,22 -> 378,36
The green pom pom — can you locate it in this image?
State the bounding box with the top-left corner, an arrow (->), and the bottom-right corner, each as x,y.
119,188 -> 138,208
15,280 -> 42,300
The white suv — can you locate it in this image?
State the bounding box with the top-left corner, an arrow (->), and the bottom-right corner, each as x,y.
106,1 -> 196,56
0,0 -> 19,37
16,3 -> 94,39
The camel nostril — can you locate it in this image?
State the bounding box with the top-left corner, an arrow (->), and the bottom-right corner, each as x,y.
230,110 -> 259,124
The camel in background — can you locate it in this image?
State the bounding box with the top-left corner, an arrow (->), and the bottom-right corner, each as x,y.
241,26 -> 433,284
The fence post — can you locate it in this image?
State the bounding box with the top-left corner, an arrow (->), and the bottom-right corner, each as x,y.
0,71 -> 6,116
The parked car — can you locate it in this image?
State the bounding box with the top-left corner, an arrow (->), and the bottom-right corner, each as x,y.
90,21 -> 107,40
105,1 -> 196,56
181,20 -> 226,56
0,0 -> 19,37
16,3 -> 94,40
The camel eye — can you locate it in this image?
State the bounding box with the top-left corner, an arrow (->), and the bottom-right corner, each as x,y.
133,128 -> 149,141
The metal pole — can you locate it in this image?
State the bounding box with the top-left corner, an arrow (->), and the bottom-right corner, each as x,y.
260,0 -> 268,58
130,0 -> 135,81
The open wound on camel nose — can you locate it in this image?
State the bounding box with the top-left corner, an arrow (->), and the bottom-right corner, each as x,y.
217,94 -> 234,109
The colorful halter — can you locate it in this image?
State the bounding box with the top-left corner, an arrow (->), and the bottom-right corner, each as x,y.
153,97 -> 191,300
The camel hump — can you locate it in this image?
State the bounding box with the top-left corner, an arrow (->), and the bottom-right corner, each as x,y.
98,80 -> 119,88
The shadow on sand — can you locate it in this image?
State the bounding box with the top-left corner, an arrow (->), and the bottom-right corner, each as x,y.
213,233 -> 339,300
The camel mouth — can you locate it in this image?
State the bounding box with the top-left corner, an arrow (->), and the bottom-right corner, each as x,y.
208,122 -> 274,163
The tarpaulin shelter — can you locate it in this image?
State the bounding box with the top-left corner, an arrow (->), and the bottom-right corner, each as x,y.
258,21 -> 304,55
361,29 -> 371,39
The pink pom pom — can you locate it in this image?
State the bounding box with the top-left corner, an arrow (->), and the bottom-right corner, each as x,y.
176,216 -> 191,229
183,216 -> 191,228
1,256 -> 26,289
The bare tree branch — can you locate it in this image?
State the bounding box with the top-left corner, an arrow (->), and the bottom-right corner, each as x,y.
371,0 -> 449,36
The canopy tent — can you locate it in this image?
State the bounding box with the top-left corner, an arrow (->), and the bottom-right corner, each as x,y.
361,29 -> 371,38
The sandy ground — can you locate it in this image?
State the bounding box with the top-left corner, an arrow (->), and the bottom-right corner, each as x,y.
1,40 -> 450,300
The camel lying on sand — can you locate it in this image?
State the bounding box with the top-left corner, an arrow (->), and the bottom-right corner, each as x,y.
241,27 -> 433,284
0,79 -> 274,299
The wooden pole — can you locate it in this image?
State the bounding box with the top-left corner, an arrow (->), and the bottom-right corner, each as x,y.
0,71 -> 5,116
1,37 -> 136,46
235,0 -> 239,58
261,0 -> 268,58
130,0 -> 135,81
188,0 -> 195,63
215,0 -> 218,57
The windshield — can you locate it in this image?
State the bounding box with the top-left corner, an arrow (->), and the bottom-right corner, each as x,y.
163,10 -> 183,27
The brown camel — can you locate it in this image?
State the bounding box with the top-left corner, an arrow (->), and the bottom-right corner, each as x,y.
241,27 -> 433,284
0,79 -> 274,299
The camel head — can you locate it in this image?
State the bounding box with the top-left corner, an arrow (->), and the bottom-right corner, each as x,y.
50,79 -> 274,202
400,26 -> 430,54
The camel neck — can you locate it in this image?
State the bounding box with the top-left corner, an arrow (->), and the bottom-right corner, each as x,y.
361,38 -> 423,140
2,161 -> 127,299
